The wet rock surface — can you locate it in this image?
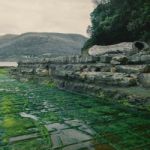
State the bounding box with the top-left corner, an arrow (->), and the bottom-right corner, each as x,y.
0,69 -> 150,150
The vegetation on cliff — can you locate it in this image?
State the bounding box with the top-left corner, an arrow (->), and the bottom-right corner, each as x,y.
83,0 -> 150,51
0,33 -> 87,61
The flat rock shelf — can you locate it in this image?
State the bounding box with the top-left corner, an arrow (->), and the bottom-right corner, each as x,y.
0,68 -> 150,150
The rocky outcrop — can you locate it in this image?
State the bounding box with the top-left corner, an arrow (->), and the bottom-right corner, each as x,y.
11,42 -> 150,111
88,41 -> 149,56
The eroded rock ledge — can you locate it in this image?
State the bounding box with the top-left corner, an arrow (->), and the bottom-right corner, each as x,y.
11,42 -> 150,111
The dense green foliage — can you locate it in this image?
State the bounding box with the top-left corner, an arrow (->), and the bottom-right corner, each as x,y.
83,0 -> 150,50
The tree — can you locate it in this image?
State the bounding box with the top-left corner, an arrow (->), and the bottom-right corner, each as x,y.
82,0 -> 150,51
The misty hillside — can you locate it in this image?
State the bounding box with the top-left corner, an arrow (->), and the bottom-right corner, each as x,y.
0,32 -> 87,61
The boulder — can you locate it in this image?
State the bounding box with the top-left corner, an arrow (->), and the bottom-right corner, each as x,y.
88,41 -> 149,56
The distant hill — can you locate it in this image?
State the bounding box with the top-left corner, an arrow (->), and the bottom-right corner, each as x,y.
0,32 -> 87,61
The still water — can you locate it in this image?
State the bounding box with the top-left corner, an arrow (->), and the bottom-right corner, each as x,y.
0,68 -> 149,150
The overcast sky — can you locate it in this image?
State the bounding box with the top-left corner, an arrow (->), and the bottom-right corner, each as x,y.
0,0 -> 93,36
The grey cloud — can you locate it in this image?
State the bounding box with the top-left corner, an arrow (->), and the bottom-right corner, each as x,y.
0,0 -> 93,36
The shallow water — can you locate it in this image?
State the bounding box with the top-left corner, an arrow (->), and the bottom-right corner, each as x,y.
0,69 -> 150,150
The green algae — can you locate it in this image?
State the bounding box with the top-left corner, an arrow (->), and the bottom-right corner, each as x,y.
34,122 -> 51,148
0,68 -> 150,150
0,68 -> 8,76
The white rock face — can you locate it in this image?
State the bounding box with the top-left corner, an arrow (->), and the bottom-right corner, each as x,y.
88,41 -> 149,56
20,112 -> 38,121
88,42 -> 133,56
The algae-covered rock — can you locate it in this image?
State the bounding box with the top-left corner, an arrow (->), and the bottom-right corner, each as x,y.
10,41 -> 150,111
35,68 -> 49,76
78,72 -> 137,87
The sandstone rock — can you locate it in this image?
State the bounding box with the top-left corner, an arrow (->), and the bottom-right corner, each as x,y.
79,72 -> 137,87
111,60 -> 121,65
50,55 -> 98,64
9,133 -> 38,143
138,73 -> 150,87
100,54 -> 112,63
95,63 -> 111,72
20,68 -> 34,74
19,77 -> 30,82
65,120 -> 84,127
88,41 -> 149,56
60,129 -> 92,145
112,55 -> 128,64
11,44 -> 150,111
141,55 -> 150,63
88,42 -> 133,56
111,67 -> 117,73
49,68 -> 52,75
36,68 -> 49,76
45,123 -> 69,131
129,54 -> 150,64
116,65 -> 150,74
63,141 -> 95,150
143,65 -> 150,73
129,53 -> 141,64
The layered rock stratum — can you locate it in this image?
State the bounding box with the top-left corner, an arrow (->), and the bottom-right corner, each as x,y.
11,41 -> 150,111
